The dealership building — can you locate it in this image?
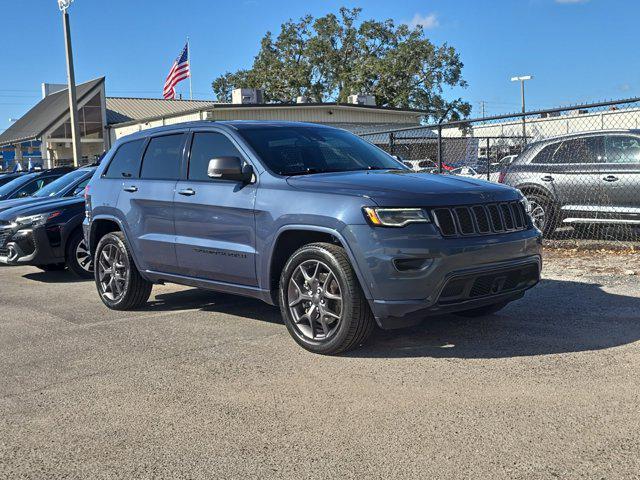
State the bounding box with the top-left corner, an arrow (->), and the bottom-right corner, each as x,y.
0,77 -> 427,170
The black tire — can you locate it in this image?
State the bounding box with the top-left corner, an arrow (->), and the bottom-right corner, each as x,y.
279,242 -> 375,355
455,301 -> 509,318
66,229 -> 93,279
37,263 -> 66,272
525,192 -> 558,237
94,231 -> 152,310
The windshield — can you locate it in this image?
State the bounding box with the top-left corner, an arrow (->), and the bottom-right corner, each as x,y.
32,169 -> 87,198
237,126 -> 407,176
0,174 -> 35,199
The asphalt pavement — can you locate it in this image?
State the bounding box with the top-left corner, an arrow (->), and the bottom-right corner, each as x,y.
1,252 -> 639,479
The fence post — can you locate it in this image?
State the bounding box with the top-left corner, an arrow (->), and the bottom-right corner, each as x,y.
437,124 -> 443,173
389,132 -> 395,156
486,137 -> 490,181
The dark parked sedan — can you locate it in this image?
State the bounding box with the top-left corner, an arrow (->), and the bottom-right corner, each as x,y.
0,167 -> 74,202
0,194 -> 92,278
0,166 -> 95,214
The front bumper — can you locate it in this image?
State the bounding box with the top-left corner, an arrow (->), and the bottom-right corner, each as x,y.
0,224 -> 64,266
342,223 -> 543,329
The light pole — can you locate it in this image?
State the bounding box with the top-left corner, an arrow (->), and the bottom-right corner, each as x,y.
59,0 -> 81,167
511,75 -> 532,146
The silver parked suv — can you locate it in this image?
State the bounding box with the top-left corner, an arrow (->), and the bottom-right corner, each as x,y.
500,130 -> 640,235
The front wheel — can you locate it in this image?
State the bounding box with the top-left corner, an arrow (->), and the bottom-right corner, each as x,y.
66,230 -> 93,279
94,232 -> 152,310
279,242 -> 374,355
525,193 -> 557,236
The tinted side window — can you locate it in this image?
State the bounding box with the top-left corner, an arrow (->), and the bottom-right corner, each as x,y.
140,134 -> 184,180
104,139 -> 145,179
69,177 -> 91,196
531,144 -> 559,164
552,138 -> 601,164
14,176 -> 56,198
189,132 -> 244,181
605,135 -> 640,164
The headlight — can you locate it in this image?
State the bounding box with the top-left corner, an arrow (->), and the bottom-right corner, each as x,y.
14,211 -> 61,228
363,207 -> 430,227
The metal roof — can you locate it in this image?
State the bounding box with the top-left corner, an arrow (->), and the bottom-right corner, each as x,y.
0,78 -> 105,147
106,99 -> 428,128
105,97 -> 216,124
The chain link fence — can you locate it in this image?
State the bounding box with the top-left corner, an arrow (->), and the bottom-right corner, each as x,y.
360,98 -> 640,248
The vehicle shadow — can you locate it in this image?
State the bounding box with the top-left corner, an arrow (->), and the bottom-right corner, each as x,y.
144,278 -> 640,359
22,270 -> 90,284
147,288 -> 283,325
350,278 -> 640,359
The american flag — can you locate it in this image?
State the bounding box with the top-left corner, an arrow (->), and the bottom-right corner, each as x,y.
163,43 -> 190,100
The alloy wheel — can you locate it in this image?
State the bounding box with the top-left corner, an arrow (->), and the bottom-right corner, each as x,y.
528,199 -> 546,231
287,259 -> 343,341
75,239 -> 93,273
97,243 -> 128,301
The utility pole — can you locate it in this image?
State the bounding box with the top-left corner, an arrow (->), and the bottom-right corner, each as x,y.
511,75 -> 533,147
59,0 -> 81,167
480,101 -> 486,119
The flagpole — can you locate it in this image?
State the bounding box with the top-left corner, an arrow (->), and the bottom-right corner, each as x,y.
187,36 -> 193,100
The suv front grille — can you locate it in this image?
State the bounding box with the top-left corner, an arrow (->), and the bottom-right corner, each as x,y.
433,201 -> 529,237
439,263 -> 540,305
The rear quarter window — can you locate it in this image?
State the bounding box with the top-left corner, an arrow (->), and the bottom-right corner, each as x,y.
104,139 -> 145,179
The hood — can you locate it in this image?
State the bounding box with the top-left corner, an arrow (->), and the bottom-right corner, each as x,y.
0,196 -> 84,222
286,170 -> 520,207
0,197 -> 49,213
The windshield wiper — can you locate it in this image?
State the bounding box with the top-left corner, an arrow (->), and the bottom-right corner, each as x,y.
285,168 -> 342,176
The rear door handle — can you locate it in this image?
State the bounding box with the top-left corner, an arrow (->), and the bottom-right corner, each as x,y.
603,175 -> 619,182
178,188 -> 196,196
541,175 -> 554,182
123,186 -> 138,193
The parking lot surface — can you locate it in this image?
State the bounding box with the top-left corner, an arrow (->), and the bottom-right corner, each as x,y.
1,251 -> 639,479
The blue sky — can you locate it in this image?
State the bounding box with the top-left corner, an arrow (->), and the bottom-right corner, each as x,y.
0,0 -> 636,133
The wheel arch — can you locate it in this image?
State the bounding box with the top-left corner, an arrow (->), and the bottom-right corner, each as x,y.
516,183 -> 556,200
266,225 -> 372,305
89,216 -> 147,275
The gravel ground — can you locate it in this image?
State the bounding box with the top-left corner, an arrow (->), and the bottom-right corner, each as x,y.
1,250 -> 639,479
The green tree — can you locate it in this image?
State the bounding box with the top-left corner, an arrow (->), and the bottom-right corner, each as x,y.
211,7 -> 470,120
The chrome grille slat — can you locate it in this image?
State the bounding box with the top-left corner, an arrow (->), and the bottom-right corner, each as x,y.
432,201 -> 530,238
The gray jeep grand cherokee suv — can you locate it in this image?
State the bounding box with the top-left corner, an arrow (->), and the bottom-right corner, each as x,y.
84,121 -> 542,354
500,130 -> 640,235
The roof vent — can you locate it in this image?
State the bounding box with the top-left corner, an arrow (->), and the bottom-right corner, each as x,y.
296,95 -> 310,104
347,94 -> 376,106
232,88 -> 264,105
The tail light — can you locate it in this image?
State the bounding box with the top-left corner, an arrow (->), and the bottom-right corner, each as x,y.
497,171 -> 507,184
84,185 -> 92,219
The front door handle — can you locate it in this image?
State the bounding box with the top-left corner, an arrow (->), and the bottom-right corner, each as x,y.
541,175 -> 554,182
178,188 -> 196,196
123,186 -> 138,193
603,175 -> 619,182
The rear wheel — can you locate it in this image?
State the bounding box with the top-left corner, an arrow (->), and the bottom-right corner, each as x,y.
66,230 -> 93,279
279,242 -> 374,355
525,192 -> 557,236
455,301 -> 509,318
94,232 -> 152,310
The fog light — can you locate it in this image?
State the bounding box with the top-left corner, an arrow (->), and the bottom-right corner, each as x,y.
393,258 -> 434,272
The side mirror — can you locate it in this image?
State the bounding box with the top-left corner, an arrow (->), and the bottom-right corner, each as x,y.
207,157 -> 254,183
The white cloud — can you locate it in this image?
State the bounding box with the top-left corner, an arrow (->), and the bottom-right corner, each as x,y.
407,13 -> 439,30
555,0 -> 589,4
